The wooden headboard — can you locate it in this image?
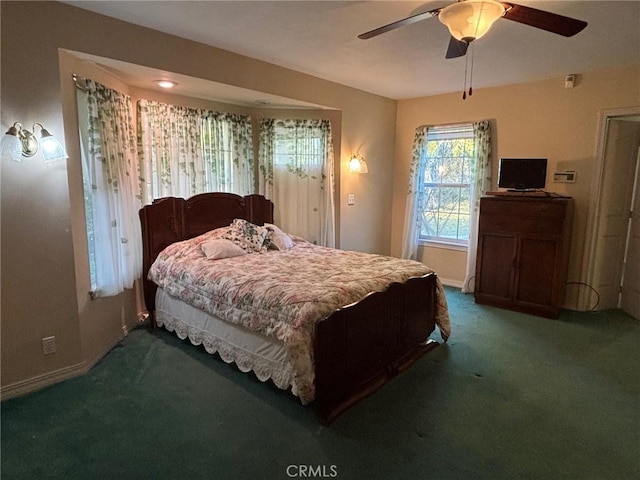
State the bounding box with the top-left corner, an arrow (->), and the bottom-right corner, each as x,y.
139,192 -> 274,314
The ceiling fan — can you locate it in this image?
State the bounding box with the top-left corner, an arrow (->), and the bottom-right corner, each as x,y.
358,0 -> 588,60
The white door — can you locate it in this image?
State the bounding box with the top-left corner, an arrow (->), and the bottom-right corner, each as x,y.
620,147 -> 640,319
591,120 -> 640,310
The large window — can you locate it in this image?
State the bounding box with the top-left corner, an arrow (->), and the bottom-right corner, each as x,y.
419,124 -> 475,245
77,88 -> 255,298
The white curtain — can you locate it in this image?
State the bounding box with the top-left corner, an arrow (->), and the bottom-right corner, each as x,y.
81,80 -> 142,297
462,120 -> 492,293
258,118 -> 335,247
137,99 -> 254,204
401,125 -> 430,260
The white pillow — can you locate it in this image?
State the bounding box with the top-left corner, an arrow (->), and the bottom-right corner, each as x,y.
265,223 -> 295,251
201,239 -> 247,260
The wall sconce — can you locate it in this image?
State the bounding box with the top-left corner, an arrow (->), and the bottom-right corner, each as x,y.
1,122 -> 68,163
348,154 -> 368,174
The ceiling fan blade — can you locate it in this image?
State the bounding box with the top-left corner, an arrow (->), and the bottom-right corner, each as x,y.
445,37 -> 469,59
358,9 -> 439,39
502,3 -> 588,37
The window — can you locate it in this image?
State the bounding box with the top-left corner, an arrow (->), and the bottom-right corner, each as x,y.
76,79 -> 142,298
77,90 -> 255,298
200,113 -> 254,196
402,120 -> 491,288
272,122 -> 326,170
419,124 -> 474,245
258,119 -> 335,247
138,101 -> 254,204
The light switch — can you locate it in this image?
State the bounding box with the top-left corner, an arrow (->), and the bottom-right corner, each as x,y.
347,194 -> 355,205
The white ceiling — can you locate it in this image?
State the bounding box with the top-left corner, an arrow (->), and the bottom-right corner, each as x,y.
64,0 -> 640,101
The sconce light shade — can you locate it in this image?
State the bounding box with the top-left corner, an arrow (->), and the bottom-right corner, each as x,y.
1,122 -> 67,163
438,0 -> 505,42
349,154 -> 369,174
36,125 -> 68,163
1,123 -> 24,162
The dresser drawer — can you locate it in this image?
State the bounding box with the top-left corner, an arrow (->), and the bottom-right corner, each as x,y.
480,198 -> 568,218
479,215 -> 565,235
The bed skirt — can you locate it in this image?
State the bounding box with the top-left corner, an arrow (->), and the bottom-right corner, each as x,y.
155,288 -> 299,398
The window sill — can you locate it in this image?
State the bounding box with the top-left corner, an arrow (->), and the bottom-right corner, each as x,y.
419,240 -> 468,252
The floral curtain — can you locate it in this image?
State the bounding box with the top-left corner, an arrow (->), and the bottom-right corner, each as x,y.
258,118 -> 335,247
401,125 -> 430,260
462,120 -> 492,293
81,80 -> 142,297
137,99 -> 254,204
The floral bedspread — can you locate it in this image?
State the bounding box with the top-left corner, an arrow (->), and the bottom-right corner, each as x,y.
148,228 -> 451,403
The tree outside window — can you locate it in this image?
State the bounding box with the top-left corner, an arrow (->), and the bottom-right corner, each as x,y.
419,124 -> 474,244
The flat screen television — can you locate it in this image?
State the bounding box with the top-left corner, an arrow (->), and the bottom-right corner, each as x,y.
498,158 -> 547,191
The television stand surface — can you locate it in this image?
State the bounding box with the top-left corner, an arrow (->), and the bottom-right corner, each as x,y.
486,190 -> 566,198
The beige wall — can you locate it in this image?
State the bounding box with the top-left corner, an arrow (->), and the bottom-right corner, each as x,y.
418,245 -> 468,288
392,68 -> 640,305
1,1 -> 396,395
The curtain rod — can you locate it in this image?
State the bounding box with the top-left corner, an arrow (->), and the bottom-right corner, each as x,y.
72,74 -> 90,92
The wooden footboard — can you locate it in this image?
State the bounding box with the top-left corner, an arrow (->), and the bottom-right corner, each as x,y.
313,273 -> 439,423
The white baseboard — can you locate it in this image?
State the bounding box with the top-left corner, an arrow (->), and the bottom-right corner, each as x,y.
438,277 -> 464,289
0,361 -> 88,401
1,323 -> 137,401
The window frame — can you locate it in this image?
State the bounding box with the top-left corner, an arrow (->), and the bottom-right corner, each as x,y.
417,123 -> 475,247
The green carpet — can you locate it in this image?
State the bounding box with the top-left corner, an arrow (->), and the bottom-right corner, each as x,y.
2,288 -> 638,479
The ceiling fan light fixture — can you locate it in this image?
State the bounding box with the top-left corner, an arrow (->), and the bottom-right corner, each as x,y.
439,0 -> 505,42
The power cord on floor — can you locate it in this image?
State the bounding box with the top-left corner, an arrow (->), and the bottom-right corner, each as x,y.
564,281 -> 600,312
464,276 -> 600,312
463,275 -> 475,293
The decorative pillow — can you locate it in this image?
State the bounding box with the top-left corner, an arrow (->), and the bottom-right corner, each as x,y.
265,223 -> 295,251
222,218 -> 269,253
201,239 -> 247,260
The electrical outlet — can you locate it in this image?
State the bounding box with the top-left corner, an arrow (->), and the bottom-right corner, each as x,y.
42,336 -> 56,355
347,194 -> 355,205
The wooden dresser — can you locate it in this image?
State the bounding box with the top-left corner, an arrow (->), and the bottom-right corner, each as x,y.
474,195 -> 574,318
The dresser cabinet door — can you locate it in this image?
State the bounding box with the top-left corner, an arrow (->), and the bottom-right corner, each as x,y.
476,233 -> 517,301
514,236 -> 562,313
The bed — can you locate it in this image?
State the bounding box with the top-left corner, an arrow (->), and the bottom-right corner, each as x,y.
140,192 -> 450,422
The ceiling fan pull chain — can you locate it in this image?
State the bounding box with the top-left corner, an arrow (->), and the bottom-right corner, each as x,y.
462,47 -> 469,100
468,42 -> 475,97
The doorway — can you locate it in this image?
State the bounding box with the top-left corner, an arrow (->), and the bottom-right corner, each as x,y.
584,107 -> 640,319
